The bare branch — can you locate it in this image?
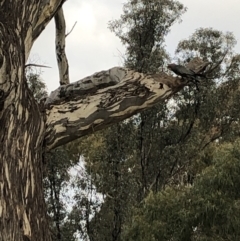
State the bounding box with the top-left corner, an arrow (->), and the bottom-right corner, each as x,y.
205,51 -> 228,75
54,7 -> 70,85
44,67 -> 186,150
66,21 -> 77,37
186,57 -> 211,73
25,64 -> 51,68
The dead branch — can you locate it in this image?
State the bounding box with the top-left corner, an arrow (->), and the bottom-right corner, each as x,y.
54,7 -> 70,85
66,21 -> 77,37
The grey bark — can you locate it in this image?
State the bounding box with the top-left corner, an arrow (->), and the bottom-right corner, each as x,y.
54,7 -> 70,85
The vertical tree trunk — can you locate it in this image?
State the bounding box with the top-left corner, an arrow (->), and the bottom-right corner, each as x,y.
0,14 -> 51,241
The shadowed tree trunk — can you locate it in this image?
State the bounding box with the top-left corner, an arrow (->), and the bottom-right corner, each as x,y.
0,1 -> 208,240
0,2 -> 65,240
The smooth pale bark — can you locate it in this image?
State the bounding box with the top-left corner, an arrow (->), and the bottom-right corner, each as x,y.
0,1 -> 206,241
54,7 -> 70,85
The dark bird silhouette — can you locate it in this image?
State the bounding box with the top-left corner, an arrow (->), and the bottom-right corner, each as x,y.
167,63 -> 201,79
167,63 -> 203,90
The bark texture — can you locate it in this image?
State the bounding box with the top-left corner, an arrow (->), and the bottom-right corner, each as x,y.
0,1 -> 64,241
44,68 -> 185,150
54,7 -> 70,85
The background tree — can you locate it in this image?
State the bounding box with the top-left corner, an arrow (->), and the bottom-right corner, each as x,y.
26,71 -> 48,102
124,140 -> 240,241
119,26 -> 240,241
108,0 -> 186,198
65,3 -> 240,241
109,0 -> 186,73
44,148 -> 78,241
65,1 -> 187,240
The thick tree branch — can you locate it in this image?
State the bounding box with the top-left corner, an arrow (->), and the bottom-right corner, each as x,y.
0,1 -> 66,62
54,7 -> 70,85
27,0 -> 66,59
44,68 -> 185,150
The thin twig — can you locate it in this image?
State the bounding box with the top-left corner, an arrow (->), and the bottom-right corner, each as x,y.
65,21 -> 77,37
25,63 -> 51,68
206,50 -> 228,75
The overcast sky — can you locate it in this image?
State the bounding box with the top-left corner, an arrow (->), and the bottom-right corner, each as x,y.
31,0 -> 240,92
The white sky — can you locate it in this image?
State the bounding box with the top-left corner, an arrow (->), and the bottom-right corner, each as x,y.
31,0 -> 240,92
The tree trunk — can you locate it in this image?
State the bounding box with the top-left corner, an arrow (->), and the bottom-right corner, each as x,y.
0,2 -> 53,240
0,56 -> 50,240
0,81 -> 50,241
0,70 -> 50,240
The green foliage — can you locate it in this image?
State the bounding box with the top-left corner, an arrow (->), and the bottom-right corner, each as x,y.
44,148 -> 79,241
109,0 -> 186,73
176,28 -> 239,82
68,122 -> 138,241
71,2 -> 240,241
74,2 -> 188,239
26,72 -> 48,101
124,142 -> 240,241
176,28 -> 236,60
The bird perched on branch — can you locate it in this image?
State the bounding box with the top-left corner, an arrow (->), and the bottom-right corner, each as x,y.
167,63 -> 204,80
167,63 -> 204,90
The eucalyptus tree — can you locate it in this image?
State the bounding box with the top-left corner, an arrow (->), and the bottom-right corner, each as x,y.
121,28 -> 240,240
0,1 -> 200,241
123,141 -> 240,241
109,0 -> 186,199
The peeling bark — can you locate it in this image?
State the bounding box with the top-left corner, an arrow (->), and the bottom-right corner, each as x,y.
0,1 -> 65,240
0,47 -> 49,240
44,68 -> 185,150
